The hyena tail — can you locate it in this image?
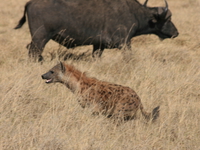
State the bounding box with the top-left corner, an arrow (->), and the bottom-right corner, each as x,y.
140,104 -> 160,121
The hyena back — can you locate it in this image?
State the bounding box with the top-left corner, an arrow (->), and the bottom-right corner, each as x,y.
41,62 -> 159,122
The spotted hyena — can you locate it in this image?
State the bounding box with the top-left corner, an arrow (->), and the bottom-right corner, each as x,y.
41,62 -> 159,123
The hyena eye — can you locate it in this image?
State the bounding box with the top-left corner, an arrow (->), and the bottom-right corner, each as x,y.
50,71 -> 54,74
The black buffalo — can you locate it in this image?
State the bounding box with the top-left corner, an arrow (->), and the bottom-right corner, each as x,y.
15,0 -> 179,61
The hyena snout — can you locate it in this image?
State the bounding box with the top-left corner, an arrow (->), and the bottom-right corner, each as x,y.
41,72 -> 53,84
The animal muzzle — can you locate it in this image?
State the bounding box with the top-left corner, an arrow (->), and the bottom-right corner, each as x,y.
41,73 -> 53,83
171,31 -> 179,38
41,74 -> 47,79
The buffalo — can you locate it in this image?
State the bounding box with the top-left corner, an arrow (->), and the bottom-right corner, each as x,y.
15,0 -> 179,61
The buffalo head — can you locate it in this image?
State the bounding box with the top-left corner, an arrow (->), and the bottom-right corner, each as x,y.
144,0 -> 179,39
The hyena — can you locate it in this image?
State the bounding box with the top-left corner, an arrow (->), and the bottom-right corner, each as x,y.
41,62 -> 159,123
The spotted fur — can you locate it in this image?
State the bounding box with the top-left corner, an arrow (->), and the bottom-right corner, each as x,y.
42,62 -> 159,123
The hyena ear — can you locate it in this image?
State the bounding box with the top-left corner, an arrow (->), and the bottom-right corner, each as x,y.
60,62 -> 66,73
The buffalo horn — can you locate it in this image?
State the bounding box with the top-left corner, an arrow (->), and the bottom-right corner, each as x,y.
164,0 -> 168,12
143,0 -> 148,7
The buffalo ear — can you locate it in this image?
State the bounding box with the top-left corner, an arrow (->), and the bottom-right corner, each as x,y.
60,62 -> 66,73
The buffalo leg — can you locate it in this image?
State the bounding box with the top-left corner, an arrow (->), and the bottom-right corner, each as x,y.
28,41 -> 43,62
92,44 -> 105,58
28,34 -> 50,62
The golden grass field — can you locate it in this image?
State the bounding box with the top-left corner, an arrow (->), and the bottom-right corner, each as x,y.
0,0 -> 200,149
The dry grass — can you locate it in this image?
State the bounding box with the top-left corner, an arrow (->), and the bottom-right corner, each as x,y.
0,0 -> 200,149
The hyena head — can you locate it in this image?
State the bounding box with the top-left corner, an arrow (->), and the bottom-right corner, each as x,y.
41,62 -> 66,84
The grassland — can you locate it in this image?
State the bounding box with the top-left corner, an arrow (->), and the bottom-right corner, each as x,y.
0,0 -> 200,149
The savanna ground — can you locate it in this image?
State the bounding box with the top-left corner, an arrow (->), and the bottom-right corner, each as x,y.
0,0 -> 200,149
